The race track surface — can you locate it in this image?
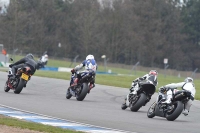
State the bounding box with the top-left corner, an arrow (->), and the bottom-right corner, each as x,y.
0,72 -> 199,133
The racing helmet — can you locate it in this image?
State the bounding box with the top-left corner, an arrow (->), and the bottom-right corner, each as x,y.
44,54 -> 48,58
184,77 -> 193,83
86,54 -> 94,60
149,70 -> 158,76
26,53 -> 34,59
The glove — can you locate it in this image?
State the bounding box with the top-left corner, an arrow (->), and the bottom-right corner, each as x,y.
71,69 -> 75,74
9,64 -> 14,68
134,78 -> 145,82
139,77 -> 146,81
133,78 -> 139,83
159,86 -> 168,94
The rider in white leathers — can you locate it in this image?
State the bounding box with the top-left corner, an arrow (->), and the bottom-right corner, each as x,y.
158,77 -> 196,116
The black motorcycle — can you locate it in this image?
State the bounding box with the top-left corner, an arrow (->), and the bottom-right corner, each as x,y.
66,71 -> 95,101
4,61 -> 32,94
147,89 -> 192,121
122,79 -> 156,112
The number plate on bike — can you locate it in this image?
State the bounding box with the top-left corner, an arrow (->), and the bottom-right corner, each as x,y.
21,73 -> 29,80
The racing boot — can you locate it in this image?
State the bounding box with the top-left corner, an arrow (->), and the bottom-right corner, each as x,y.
24,82 -> 27,88
182,100 -> 192,116
71,78 -> 78,87
121,99 -> 128,110
182,109 -> 189,116
88,83 -> 95,94
121,95 -> 129,110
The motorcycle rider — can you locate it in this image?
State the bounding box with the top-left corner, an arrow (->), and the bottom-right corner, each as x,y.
37,54 -> 48,69
40,54 -> 48,66
9,53 -> 38,86
122,70 -> 158,109
158,77 -> 196,116
70,54 -> 97,93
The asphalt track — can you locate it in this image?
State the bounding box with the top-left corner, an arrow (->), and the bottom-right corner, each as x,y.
0,71 -> 199,133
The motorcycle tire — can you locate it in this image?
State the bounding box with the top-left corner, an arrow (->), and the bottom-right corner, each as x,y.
147,102 -> 156,118
76,83 -> 89,101
14,78 -> 25,94
4,81 -> 10,92
66,88 -> 72,99
130,93 -> 147,112
166,101 -> 184,121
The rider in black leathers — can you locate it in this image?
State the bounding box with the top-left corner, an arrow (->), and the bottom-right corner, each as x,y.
9,54 -> 38,80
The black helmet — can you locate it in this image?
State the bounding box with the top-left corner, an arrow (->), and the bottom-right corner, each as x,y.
26,53 -> 34,59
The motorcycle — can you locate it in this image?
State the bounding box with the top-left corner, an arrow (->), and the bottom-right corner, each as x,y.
147,89 -> 192,121
66,71 -> 95,101
4,58 -> 32,94
122,78 -> 156,112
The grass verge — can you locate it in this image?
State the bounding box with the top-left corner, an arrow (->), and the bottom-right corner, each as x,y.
0,115 -> 82,133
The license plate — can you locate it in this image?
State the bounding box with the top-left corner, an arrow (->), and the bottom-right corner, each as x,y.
21,73 -> 29,81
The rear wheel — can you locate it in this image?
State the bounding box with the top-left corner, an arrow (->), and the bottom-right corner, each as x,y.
130,93 -> 147,112
14,78 -> 25,94
4,81 -> 10,92
166,101 -> 184,121
147,102 -> 156,118
76,83 -> 89,101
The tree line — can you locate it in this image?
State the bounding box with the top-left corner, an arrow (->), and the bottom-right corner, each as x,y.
0,0 -> 199,71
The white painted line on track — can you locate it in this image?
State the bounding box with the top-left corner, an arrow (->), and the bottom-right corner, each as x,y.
5,115 -> 54,120
41,122 -> 84,127
0,104 -> 135,133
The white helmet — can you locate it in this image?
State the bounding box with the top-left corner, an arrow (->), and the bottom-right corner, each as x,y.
184,77 -> 193,83
44,54 -> 48,58
86,54 -> 94,60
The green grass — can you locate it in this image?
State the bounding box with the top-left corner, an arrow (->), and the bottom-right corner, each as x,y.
0,115 -> 82,133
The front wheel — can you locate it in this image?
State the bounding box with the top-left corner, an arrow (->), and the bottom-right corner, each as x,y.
4,81 -> 10,92
14,78 -> 25,94
147,102 -> 156,118
166,101 -> 184,121
76,83 -> 89,101
130,93 -> 147,112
